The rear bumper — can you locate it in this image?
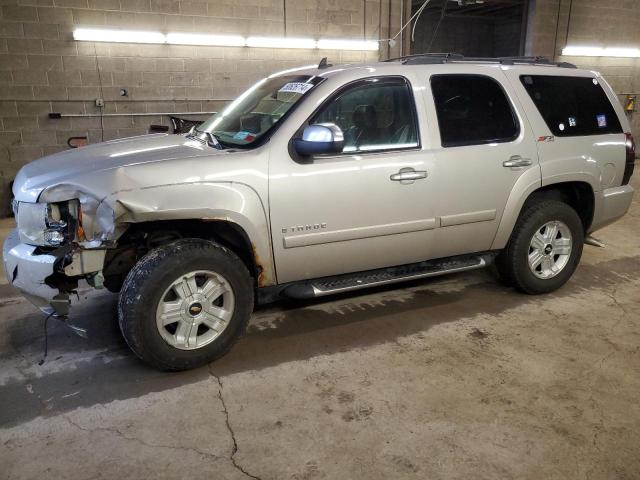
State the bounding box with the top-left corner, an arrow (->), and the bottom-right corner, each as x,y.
591,185 -> 635,232
3,228 -> 58,313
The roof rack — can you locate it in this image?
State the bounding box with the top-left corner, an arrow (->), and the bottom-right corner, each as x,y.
384,53 -> 576,69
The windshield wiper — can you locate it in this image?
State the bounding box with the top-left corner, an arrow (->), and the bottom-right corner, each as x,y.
189,127 -> 224,150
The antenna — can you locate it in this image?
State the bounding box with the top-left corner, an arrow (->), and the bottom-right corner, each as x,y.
318,57 -> 332,69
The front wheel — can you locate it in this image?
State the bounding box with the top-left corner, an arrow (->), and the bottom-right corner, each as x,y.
118,238 -> 254,371
496,200 -> 584,294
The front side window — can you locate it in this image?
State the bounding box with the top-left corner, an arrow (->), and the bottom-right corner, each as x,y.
431,74 -> 519,147
197,74 -> 323,148
311,77 -> 419,153
520,75 -> 622,137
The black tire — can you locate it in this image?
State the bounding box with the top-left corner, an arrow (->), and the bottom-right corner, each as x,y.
496,200 -> 584,294
118,238 -> 254,371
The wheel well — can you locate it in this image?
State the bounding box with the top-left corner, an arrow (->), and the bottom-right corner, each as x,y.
103,219 -> 260,292
524,182 -> 595,232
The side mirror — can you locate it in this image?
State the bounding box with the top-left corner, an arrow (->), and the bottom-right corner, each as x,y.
293,123 -> 344,156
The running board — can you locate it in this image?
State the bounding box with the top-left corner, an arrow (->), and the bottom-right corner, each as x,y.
281,254 -> 493,299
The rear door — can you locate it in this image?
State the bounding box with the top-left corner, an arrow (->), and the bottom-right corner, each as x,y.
421,65 -> 541,259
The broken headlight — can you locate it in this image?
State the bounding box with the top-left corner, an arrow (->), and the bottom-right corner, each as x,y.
16,200 -> 80,247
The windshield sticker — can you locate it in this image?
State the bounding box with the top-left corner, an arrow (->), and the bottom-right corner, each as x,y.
233,131 -> 255,141
568,117 -> 576,127
278,82 -> 314,95
597,114 -> 607,128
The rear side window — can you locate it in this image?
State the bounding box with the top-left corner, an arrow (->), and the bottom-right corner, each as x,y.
431,74 -> 519,147
520,75 -> 622,137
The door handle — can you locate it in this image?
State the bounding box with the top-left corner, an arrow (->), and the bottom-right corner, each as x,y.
390,168 -> 428,182
503,156 -> 533,168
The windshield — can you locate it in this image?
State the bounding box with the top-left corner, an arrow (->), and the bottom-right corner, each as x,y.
197,74 -> 323,148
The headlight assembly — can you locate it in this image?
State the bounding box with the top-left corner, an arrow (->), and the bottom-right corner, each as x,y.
16,200 -> 80,247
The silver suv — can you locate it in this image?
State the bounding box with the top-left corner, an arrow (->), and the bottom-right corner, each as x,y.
4,55 -> 636,370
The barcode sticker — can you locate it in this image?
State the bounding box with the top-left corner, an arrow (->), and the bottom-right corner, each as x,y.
278,82 -> 314,95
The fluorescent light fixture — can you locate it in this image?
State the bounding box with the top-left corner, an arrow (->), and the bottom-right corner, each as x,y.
73,27 -> 381,51
166,33 -> 245,46
73,27 -> 165,44
246,36 -> 316,49
603,47 -> 640,57
562,45 -> 640,58
317,39 -> 379,51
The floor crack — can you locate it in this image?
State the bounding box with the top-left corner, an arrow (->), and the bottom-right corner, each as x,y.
62,415 -> 221,462
209,365 -> 262,480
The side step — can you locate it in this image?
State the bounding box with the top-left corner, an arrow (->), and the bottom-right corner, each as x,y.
282,253 -> 493,299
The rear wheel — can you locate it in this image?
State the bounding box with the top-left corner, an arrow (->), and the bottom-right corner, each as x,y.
118,238 -> 254,371
496,200 -> 584,294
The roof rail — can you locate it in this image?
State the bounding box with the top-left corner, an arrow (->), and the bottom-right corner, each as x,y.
384,53 -> 576,69
384,53 -> 463,63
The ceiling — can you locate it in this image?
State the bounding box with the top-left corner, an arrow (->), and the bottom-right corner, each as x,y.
412,0 -> 526,21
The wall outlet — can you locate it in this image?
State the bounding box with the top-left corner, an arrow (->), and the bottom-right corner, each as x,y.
95,98 -> 105,107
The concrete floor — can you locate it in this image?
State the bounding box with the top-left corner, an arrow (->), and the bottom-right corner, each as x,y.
1,176 -> 639,480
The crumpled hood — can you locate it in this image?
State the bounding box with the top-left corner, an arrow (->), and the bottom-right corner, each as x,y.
13,133 -> 218,202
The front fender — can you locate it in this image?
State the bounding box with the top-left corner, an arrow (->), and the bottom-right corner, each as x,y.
105,182 -> 276,286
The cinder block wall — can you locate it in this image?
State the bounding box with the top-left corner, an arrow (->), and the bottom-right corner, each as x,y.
0,0 -> 405,216
526,0 -> 640,138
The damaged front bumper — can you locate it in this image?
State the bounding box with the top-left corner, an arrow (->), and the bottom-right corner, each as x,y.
3,229 -> 59,313
3,228 -> 105,315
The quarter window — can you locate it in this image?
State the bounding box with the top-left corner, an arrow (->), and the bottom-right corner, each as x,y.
520,75 -> 622,137
431,74 -> 519,147
311,77 -> 419,153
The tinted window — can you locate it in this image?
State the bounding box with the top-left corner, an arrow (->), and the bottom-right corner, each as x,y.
520,75 -> 622,137
312,77 -> 418,153
431,74 -> 519,147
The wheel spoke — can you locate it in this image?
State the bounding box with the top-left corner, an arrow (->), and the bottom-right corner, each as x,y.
175,275 -> 198,298
541,256 -> 554,274
201,313 -> 224,332
159,300 -> 183,325
201,279 -> 224,302
544,222 -> 559,243
529,250 -> 544,269
175,281 -> 189,299
187,322 -> 198,348
531,232 -> 547,251
185,276 -> 198,296
553,238 -> 571,255
207,305 -> 232,323
175,320 -> 190,346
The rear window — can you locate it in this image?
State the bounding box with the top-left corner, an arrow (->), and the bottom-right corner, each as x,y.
520,75 -> 622,137
431,74 -> 519,147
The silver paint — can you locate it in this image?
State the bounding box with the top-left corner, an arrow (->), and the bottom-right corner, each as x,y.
3,60 -> 635,312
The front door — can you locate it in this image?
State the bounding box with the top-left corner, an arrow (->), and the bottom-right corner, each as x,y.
269,75 -> 437,284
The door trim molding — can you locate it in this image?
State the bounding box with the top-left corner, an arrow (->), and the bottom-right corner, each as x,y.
440,209 -> 497,227
283,218 -> 437,249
